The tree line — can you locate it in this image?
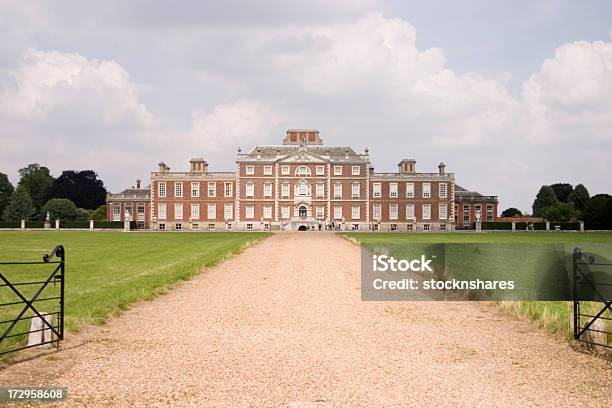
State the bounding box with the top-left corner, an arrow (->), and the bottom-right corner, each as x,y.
0,164 -> 107,223
500,183 -> 612,229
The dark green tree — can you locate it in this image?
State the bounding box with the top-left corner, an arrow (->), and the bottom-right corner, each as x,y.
18,164 -> 54,216
90,205 -> 107,222
543,202 -> 577,222
583,194 -> 612,230
2,184 -> 35,221
568,184 -> 590,211
550,183 -> 574,202
42,198 -> 80,221
47,170 -> 106,210
532,185 -> 559,217
500,207 -> 522,217
0,172 -> 14,217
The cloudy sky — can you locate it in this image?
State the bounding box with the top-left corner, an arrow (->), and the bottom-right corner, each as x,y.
1,0 -> 611,213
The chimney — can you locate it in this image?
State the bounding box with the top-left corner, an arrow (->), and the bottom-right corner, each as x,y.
438,162 -> 446,175
158,162 -> 170,173
189,158 -> 208,174
136,178 -> 141,189
398,159 -> 416,174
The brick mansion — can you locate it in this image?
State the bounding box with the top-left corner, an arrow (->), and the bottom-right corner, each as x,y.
106,129 -> 498,231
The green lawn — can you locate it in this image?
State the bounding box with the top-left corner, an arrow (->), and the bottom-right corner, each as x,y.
0,231 -> 269,355
342,231 -> 612,342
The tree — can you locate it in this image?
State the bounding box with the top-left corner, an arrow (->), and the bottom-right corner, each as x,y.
532,185 -> 559,217
42,198 -> 79,221
583,194 -> 612,230
568,184 -> 590,211
2,184 -> 35,221
0,172 -> 14,218
91,205 -> 107,222
76,208 -> 92,221
501,207 -> 522,218
550,183 -> 574,202
543,202 -> 577,222
18,164 -> 54,215
47,170 -> 107,210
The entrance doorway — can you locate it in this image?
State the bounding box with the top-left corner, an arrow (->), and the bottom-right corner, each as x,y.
298,205 -> 307,218
297,225 -> 308,231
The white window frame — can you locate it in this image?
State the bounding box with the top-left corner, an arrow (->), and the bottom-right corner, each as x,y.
373,204 -> 381,221
175,182 -> 183,198
245,165 -> 254,175
281,165 -> 290,175
224,203 -> 233,220
406,204 -> 415,220
191,203 -> 200,220
225,182 -> 233,197
158,182 -> 166,198
333,165 -> 342,175
158,203 -> 166,220
112,206 -> 121,221
351,205 -> 360,219
373,182 -> 381,198
282,183 -> 290,198
352,166 -> 360,176
390,203 -> 398,220
423,183 -> 431,198
245,204 -> 254,219
423,203 -> 431,220
174,203 -> 183,220
333,205 -> 343,220
281,206 -> 290,219
207,203 -> 216,220
191,182 -> 199,198
296,166 -> 311,176
352,182 -> 360,198
389,182 -> 398,198
208,182 -> 216,197
406,182 -> 414,198
263,205 -> 272,219
315,165 -> 324,175
263,165 -> 272,175
439,204 -> 447,220
334,182 -> 342,199
264,182 -> 272,198
246,182 -> 254,198
316,182 -> 324,198
316,205 -> 324,219
439,183 -> 447,199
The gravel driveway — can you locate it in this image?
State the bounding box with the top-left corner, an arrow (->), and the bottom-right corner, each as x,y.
1,233 -> 610,407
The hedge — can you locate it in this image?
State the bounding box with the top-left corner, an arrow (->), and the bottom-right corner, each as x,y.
481,222 -> 513,230
60,221 -> 91,229
26,221 -> 44,228
94,221 -> 123,229
0,221 -> 21,228
482,221 -> 581,231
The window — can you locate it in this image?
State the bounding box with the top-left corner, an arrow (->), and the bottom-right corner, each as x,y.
226,223 -> 232,231
281,206 -> 290,219
440,224 -> 446,231
245,205 -> 254,219
174,203 -> 183,220
352,182 -> 360,198
475,204 -> 481,212
334,165 -> 342,175
439,183 -> 447,199
225,182 -> 233,197
406,224 -> 414,231
390,224 -> 397,231
263,165 -> 272,175
406,204 -> 415,220
263,205 -> 272,219
463,204 -> 470,224
352,166 -> 360,175
352,205 -> 360,219
208,224 -> 215,231
422,183 -> 431,198
159,223 -> 166,231
208,182 -> 216,197
390,203 -> 398,220
487,204 -> 494,222
423,204 -> 431,220
333,205 -> 342,220
158,204 -> 166,220
406,182 -> 414,198
112,206 -> 121,221
334,182 -> 342,198
175,182 -> 183,198
245,165 -> 254,175
246,182 -> 254,197
389,182 -> 398,198
158,182 -> 166,198
316,182 -> 324,198
373,182 -> 381,198
281,165 -> 290,175
175,223 -> 182,231
224,203 -> 233,220
373,204 -> 381,220
137,205 -> 145,217
316,206 -> 324,219
191,203 -> 200,220
316,165 -> 324,175
264,182 -> 272,197
282,183 -> 290,198
372,224 -> 379,231
298,182 -> 308,196
246,223 -> 253,231
423,224 -> 431,231
296,166 -> 310,176
439,204 -> 447,220
191,223 -> 199,230
207,204 -> 216,219
191,182 -> 199,198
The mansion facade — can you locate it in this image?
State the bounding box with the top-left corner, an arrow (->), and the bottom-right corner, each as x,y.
106,129 -> 498,231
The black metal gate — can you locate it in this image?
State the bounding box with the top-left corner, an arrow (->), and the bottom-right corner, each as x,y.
572,247 -> 611,350
0,245 -> 65,355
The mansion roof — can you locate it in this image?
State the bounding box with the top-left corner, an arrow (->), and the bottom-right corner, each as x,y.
238,144 -> 369,163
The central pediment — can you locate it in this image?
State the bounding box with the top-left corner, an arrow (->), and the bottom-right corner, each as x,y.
278,150 -> 328,164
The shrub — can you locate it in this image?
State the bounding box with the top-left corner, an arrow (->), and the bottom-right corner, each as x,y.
42,198 -> 79,222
